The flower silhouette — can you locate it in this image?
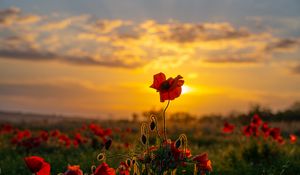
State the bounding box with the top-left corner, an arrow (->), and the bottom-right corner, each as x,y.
150,72 -> 184,102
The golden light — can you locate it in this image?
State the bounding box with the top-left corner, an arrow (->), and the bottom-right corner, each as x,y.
181,85 -> 191,94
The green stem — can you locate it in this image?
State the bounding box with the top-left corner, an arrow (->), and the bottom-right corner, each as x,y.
163,100 -> 170,141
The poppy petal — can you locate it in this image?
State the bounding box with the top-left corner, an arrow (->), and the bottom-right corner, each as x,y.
150,72 -> 166,90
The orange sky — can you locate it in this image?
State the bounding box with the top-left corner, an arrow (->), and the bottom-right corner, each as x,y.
0,1 -> 300,119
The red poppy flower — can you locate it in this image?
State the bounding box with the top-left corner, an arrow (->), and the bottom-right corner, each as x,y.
269,128 -> 281,140
58,134 -> 71,147
251,114 -> 262,126
0,124 -> 13,134
50,129 -> 60,137
39,131 -> 49,141
118,162 -> 130,175
276,136 -> 285,145
64,165 -> 83,175
170,141 -> 192,160
193,153 -> 212,174
242,125 -> 252,136
222,122 -> 235,133
24,156 -> 50,175
290,134 -> 297,144
94,162 -> 116,175
150,72 -> 184,102
261,122 -> 269,137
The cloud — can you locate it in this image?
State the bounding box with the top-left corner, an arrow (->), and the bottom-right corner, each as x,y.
0,48 -> 141,68
265,38 -> 300,52
39,15 -> 89,31
0,7 -> 299,69
159,22 -> 251,43
0,7 -> 40,26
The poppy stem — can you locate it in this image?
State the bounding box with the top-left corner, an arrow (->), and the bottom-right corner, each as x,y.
163,100 -> 170,141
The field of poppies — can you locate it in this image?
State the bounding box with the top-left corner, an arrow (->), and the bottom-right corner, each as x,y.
0,73 -> 300,175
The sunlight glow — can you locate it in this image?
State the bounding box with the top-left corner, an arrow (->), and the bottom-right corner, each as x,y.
181,85 -> 191,94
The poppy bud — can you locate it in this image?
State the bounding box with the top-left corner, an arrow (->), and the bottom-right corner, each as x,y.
150,121 -> 156,131
97,153 -> 105,161
91,165 -> 96,173
126,159 -> 131,167
175,139 -> 181,149
141,134 -> 147,145
104,139 -> 112,150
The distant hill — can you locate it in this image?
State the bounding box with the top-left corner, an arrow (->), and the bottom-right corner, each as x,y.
0,110 -> 87,123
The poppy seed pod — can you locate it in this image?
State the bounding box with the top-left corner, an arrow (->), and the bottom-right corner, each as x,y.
175,138 -> 181,149
150,121 -> 156,131
126,159 -> 131,167
97,153 -> 105,161
141,134 -> 147,145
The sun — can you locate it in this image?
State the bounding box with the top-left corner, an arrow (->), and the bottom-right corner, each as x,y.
181,85 -> 191,94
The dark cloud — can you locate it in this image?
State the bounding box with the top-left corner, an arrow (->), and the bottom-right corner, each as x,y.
0,49 -> 55,61
161,23 -> 250,43
265,39 -> 300,52
0,7 -> 40,26
0,48 -> 141,68
204,56 -> 258,63
0,7 -> 20,25
0,7 -> 20,16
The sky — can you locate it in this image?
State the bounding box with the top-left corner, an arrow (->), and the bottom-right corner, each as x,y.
0,0 -> 300,119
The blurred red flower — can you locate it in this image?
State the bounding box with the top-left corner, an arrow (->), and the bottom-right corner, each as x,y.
242,125 -> 253,137
94,162 -> 116,175
290,134 -> 297,144
170,141 -> 192,161
242,124 -> 259,137
193,153 -> 212,174
0,124 -> 13,134
58,134 -> 71,147
74,132 -> 87,145
118,162 -> 130,175
64,165 -> 83,175
269,128 -> 281,140
50,129 -> 60,137
261,122 -> 270,137
39,131 -> 49,141
24,156 -> 50,175
150,72 -> 184,102
222,122 -> 235,133
277,136 -> 285,145
251,114 -> 262,126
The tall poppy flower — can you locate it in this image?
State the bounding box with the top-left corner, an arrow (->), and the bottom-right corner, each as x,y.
150,72 -> 184,102
64,165 -> 83,175
24,156 -> 50,175
94,162 -> 116,175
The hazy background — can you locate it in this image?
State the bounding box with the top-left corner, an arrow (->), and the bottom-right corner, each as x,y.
0,0 -> 300,119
